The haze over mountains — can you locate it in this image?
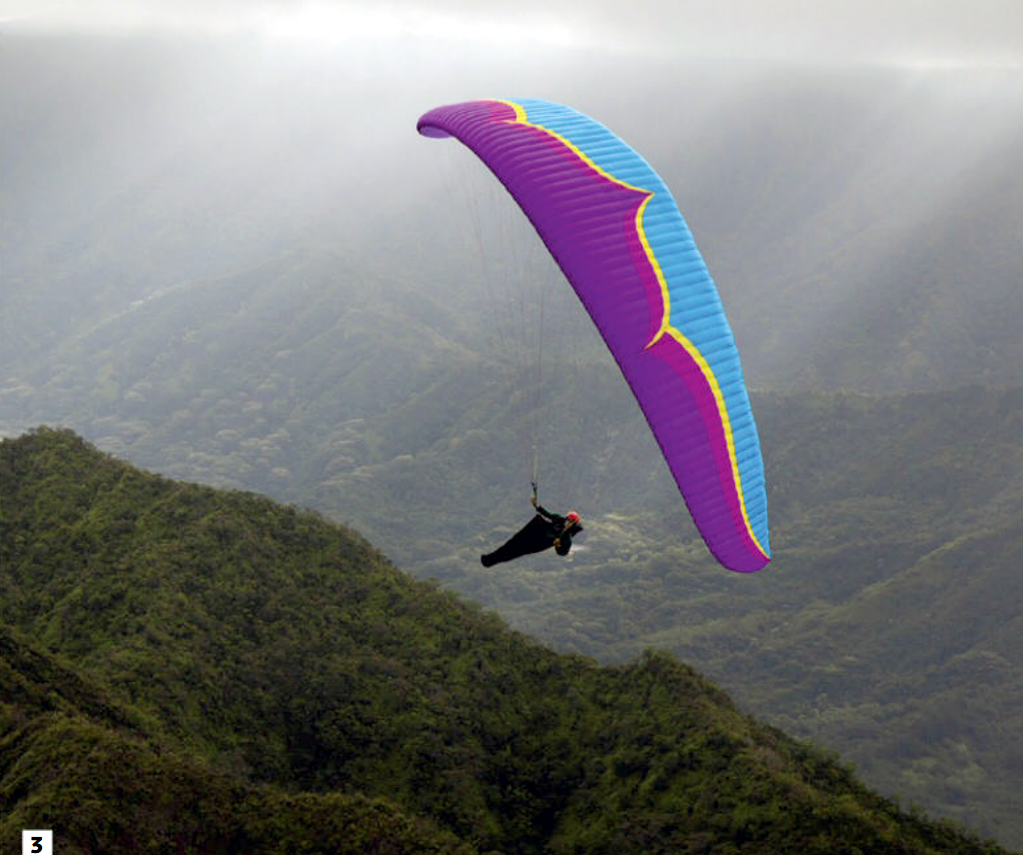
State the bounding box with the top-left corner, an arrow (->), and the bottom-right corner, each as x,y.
4,35 -> 1023,399
2,27 -> 1022,849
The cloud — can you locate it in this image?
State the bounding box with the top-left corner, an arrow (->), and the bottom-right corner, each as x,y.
2,0 -> 1021,66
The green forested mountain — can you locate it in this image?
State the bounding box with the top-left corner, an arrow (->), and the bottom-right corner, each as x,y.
1,428 -> 1011,854
2,624 -> 472,855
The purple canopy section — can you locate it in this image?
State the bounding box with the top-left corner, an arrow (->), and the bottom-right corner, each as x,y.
418,99 -> 770,572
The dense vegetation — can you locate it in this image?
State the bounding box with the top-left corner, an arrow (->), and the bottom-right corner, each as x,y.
1,428 -> 1011,854
2,625 -> 473,855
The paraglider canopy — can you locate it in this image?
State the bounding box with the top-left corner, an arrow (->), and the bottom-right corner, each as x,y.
419,98 -> 770,572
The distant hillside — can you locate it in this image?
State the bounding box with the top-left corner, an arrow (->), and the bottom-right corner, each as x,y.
4,47 -> 1023,457
1,428 -> 1010,854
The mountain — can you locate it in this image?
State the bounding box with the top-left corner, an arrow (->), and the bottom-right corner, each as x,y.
1,427 -> 1011,854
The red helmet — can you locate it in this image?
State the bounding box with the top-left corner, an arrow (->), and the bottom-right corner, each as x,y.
566,511 -> 581,524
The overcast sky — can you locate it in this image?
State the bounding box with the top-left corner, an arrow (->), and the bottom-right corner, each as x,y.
3,0 -> 1022,68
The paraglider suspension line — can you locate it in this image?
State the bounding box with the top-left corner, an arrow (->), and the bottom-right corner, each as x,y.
531,290 -> 545,493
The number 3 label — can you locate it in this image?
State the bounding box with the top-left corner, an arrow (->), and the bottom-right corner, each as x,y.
22,830 -> 53,855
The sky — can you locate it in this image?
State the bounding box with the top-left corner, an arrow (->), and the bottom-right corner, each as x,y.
3,0 -> 1022,68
